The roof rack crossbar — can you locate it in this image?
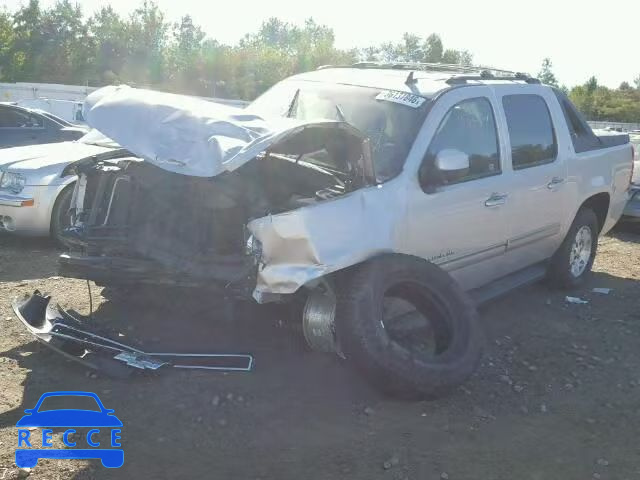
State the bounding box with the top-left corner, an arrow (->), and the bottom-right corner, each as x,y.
446,71 -> 540,85
318,61 -> 523,76
316,62 -> 540,85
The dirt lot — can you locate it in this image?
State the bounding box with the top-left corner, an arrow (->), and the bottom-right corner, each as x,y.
0,227 -> 639,480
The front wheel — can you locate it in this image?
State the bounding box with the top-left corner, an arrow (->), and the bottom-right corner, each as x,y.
547,208 -> 599,288
335,254 -> 484,399
50,184 -> 74,247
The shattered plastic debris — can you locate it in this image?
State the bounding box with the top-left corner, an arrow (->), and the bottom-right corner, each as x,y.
592,288 -> 612,295
565,296 -> 589,304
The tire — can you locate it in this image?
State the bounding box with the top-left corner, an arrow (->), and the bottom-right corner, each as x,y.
547,208 -> 599,288
50,184 -> 74,248
334,254 -> 484,399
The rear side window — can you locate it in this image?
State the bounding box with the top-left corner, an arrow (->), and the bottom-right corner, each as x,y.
0,107 -> 42,128
553,90 -> 601,153
503,94 -> 557,169
0,107 -> 30,128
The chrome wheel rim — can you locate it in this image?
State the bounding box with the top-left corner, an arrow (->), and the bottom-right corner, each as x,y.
569,226 -> 592,277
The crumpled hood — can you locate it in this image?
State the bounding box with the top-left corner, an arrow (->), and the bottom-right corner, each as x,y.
0,142 -> 114,179
83,85 -> 344,178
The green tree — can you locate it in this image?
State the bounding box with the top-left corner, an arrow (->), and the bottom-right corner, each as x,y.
538,58 -> 558,87
122,1 -> 168,85
361,33 -> 471,66
10,0 -> 43,81
422,33 -> 443,62
35,0 -> 91,84
88,6 -> 129,84
0,9 -> 15,81
165,15 -> 205,91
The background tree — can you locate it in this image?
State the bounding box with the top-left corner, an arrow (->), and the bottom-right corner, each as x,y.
0,9 -> 15,80
1,0 -> 640,122
538,57 -> 558,87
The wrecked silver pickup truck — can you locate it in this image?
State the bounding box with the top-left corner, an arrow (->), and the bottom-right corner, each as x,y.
30,64 -> 633,398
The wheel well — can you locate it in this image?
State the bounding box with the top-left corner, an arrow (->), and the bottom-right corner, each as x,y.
580,192 -> 610,232
49,182 -> 75,234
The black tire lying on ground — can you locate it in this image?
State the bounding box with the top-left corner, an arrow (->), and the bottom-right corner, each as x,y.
547,208 -> 599,289
334,254 -> 484,399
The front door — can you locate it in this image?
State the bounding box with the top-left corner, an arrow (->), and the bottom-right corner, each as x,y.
404,86 -> 512,291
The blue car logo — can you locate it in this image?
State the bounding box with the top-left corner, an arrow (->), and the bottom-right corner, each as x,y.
16,391 -> 123,468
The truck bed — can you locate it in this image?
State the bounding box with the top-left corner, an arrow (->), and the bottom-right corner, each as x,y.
593,129 -> 630,148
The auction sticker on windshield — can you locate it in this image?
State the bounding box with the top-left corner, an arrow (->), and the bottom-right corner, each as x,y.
375,90 -> 426,108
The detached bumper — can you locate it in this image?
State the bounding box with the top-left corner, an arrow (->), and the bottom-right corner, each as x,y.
11,290 -> 254,377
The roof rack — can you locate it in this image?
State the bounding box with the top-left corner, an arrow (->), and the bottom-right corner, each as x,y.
316,62 -> 539,85
446,71 -> 540,85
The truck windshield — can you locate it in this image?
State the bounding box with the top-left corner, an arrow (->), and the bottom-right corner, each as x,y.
249,80 -> 430,181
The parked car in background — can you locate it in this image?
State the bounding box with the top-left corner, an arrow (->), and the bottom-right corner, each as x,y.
0,130 -> 126,243
17,98 -> 86,125
0,103 -> 86,148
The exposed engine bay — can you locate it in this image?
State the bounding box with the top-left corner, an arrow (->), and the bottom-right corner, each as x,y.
60,123 -> 375,297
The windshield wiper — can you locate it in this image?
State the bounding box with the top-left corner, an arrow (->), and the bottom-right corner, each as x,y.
335,104 -> 347,122
286,89 -> 300,118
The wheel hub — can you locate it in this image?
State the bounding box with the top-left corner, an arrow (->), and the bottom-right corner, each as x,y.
569,225 -> 592,277
302,290 -> 340,355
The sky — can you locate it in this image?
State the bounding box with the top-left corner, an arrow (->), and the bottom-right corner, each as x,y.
2,0 -> 639,88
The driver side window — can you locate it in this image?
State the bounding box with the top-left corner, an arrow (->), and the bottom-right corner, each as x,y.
422,97 -> 501,185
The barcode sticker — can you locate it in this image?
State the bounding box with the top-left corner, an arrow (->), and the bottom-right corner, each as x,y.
375,90 -> 426,108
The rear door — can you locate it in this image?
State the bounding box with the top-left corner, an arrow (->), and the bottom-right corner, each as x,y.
404,86 -> 513,291
494,87 -> 570,268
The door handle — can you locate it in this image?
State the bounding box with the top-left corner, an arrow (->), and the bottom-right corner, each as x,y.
547,177 -> 565,189
484,193 -> 508,207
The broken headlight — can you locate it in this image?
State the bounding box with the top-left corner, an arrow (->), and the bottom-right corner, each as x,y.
0,171 -> 27,194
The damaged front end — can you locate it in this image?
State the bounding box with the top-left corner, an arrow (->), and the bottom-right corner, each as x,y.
59,122 -> 376,300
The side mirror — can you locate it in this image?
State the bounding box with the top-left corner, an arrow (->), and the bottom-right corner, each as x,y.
435,149 -> 470,173
419,149 -> 470,193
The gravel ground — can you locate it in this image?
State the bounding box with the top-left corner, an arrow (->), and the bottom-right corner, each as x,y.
0,226 -> 638,480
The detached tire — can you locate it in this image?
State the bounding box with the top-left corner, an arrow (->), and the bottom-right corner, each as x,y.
335,254 -> 483,399
547,208 -> 599,288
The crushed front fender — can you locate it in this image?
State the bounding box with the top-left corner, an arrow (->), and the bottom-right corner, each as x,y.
248,182 -> 407,301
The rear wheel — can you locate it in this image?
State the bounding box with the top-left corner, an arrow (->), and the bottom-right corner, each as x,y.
335,254 -> 483,399
548,208 -> 599,288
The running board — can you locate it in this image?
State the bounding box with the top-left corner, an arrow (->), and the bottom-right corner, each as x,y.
468,263 -> 548,306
